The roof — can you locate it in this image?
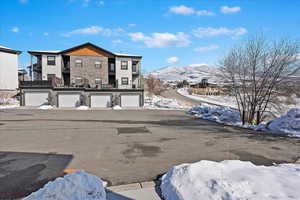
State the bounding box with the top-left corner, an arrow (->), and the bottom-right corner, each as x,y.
114,52 -> 142,58
28,42 -> 142,58
0,45 -> 21,54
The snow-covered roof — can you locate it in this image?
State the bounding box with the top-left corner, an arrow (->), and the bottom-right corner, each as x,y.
114,52 -> 142,57
0,45 -> 21,54
0,45 -> 10,49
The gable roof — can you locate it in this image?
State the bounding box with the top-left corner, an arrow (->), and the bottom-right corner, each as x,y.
60,42 -> 115,56
28,42 -> 142,58
0,45 -> 21,54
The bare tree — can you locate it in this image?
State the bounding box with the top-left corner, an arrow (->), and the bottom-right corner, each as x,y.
144,75 -> 166,95
219,35 -> 300,124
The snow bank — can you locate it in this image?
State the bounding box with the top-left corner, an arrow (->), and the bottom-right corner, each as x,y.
76,105 -> 89,110
38,105 -> 54,110
24,171 -> 106,200
0,98 -> 19,109
161,160 -> 300,200
113,105 -> 122,110
0,104 -> 19,109
267,108 -> 300,136
188,105 -> 241,126
144,95 -> 187,110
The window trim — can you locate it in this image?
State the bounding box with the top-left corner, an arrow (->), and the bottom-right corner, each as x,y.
95,61 -> 102,68
121,61 -> 128,70
75,76 -> 82,84
95,78 -> 102,85
75,59 -> 83,67
121,77 -> 129,85
47,56 -> 56,65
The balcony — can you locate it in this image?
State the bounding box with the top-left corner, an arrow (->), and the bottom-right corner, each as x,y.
20,80 -> 53,88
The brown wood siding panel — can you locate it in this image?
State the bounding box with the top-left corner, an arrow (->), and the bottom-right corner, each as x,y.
65,46 -> 111,57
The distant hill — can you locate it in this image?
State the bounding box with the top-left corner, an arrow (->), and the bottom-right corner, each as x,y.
148,64 -> 221,84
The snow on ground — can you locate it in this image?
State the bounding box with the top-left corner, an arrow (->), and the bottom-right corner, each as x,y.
188,105 -> 300,137
0,97 -> 20,109
144,95 -> 188,110
161,160 -> 300,200
76,105 -> 89,110
178,88 -> 237,109
24,171 -> 106,200
113,105 -> 122,110
267,108 -> 300,136
178,88 -> 300,117
38,105 -> 54,110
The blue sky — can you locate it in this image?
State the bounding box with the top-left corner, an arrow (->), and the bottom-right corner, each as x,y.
1,0 -> 300,72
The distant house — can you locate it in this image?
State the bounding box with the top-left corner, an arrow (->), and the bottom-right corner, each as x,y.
0,46 -> 21,91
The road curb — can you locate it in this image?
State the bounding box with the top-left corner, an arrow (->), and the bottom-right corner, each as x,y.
107,181 -> 158,192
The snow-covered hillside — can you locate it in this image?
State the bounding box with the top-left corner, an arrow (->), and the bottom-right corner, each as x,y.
148,64 -> 220,84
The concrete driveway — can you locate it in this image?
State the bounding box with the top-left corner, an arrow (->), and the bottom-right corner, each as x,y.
0,109 -> 300,198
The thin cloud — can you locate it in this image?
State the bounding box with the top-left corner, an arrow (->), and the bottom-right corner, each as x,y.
193,27 -> 247,38
128,32 -> 191,48
167,57 -> 179,64
61,26 -> 124,37
169,5 -> 215,16
128,24 -> 137,27
112,39 -> 123,45
194,45 -> 219,53
11,27 -> 19,33
221,6 -> 241,14
43,32 -> 49,36
19,0 -> 28,3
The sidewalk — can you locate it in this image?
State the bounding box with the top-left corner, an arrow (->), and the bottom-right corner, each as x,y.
107,181 -> 162,200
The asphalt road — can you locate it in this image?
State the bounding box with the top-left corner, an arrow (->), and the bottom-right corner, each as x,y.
161,89 -> 202,106
0,109 -> 300,198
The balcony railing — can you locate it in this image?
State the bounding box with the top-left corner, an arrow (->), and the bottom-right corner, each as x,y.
20,80 -> 53,88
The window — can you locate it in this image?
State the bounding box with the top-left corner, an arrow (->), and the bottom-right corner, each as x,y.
75,77 -> 82,84
47,56 -> 56,65
75,59 -> 82,67
121,77 -> 129,85
110,63 -> 115,72
47,74 -> 56,81
132,61 -> 138,72
95,78 -> 101,85
121,61 -> 128,70
95,61 -> 102,68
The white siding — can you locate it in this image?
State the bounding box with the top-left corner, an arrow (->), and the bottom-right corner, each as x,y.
41,54 -> 62,80
0,51 -> 18,90
115,57 -> 132,89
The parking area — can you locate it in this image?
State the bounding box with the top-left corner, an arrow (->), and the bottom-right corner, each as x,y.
0,109 -> 300,198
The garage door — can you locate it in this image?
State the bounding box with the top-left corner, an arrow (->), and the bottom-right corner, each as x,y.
24,92 -> 49,106
58,94 -> 80,108
121,95 -> 140,107
90,95 -> 111,108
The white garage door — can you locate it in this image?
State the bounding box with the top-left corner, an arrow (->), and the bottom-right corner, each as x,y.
90,95 -> 111,108
24,92 -> 49,106
58,94 -> 80,108
121,95 -> 140,107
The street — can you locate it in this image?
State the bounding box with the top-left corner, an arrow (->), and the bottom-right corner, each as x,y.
0,109 -> 300,198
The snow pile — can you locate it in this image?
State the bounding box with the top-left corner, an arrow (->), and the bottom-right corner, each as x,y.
0,97 -> 19,109
38,105 -> 54,110
161,160 -> 300,200
24,171 -> 106,200
144,95 -> 187,110
76,105 -> 89,110
267,108 -> 300,136
188,105 -> 241,125
113,105 -> 122,110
